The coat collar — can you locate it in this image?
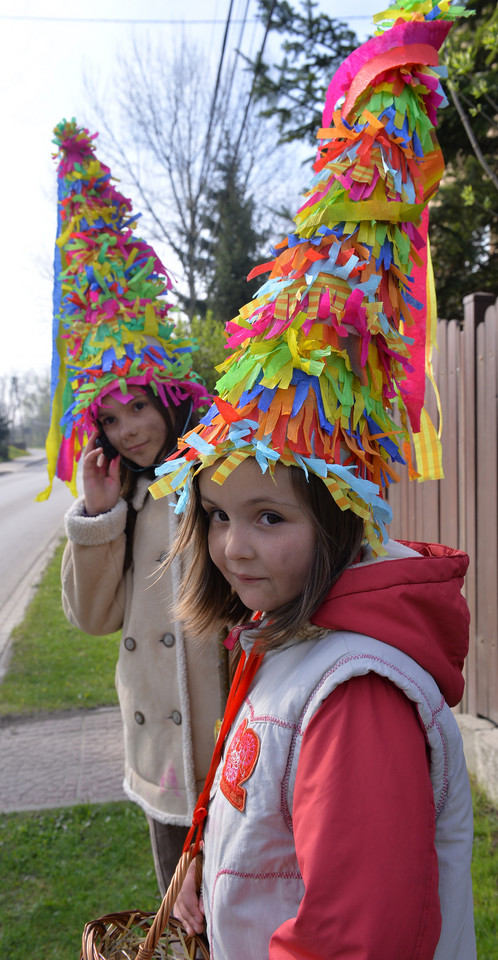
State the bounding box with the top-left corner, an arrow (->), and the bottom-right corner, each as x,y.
131,474 -> 152,511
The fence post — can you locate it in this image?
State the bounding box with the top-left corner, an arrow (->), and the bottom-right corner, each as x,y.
470,294 -> 498,722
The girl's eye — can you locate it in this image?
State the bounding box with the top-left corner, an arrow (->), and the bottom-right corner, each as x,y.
209,508 -> 229,523
134,401 -> 147,411
100,416 -> 115,427
261,512 -> 283,525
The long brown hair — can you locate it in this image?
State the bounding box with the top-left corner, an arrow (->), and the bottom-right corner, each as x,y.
170,463 -> 364,652
109,389 -> 196,501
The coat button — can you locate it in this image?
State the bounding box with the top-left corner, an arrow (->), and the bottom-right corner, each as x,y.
171,710 -> 182,725
134,711 -> 145,725
124,636 -> 136,651
161,633 -> 175,648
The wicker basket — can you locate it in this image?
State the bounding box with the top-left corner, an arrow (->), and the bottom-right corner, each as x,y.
80,850 -> 209,960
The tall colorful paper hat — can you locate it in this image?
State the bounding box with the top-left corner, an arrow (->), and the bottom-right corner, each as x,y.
150,0 -> 467,553
39,119 -> 209,500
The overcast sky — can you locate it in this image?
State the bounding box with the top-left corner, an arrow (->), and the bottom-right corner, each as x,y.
0,0 -> 381,381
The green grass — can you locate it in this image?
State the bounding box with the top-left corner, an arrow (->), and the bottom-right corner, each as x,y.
0,542 -> 120,716
471,778 -> 498,958
6,445 -> 27,459
0,802 -> 159,960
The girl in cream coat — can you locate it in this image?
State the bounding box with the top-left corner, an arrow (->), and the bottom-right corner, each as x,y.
45,119 -> 222,895
61,391 -> 222,895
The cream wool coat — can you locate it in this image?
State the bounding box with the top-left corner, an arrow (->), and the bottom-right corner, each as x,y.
61,476 -> 222,824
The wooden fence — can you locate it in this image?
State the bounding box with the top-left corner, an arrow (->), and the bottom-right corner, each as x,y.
388,292 -> 498,723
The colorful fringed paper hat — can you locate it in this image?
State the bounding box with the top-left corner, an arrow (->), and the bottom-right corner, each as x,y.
150,0 -> 468,553
39,119 -> 209,500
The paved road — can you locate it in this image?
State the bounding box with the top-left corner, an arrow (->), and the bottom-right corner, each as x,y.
0,453 -> 126,814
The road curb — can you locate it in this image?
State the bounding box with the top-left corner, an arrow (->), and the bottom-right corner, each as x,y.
456,714 -> 498,806
0,526 -> 65,681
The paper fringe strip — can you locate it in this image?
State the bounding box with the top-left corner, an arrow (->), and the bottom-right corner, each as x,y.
150,0 -> 468,554
39,119 -> 209,500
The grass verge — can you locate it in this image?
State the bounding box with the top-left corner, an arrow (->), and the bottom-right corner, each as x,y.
4,445 -> 28,460
0,542 -> 120,716
471,777 -> 498,957
0,802 -> 159,960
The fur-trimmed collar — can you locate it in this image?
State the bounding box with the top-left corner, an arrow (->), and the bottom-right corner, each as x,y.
131,474 -> 153,512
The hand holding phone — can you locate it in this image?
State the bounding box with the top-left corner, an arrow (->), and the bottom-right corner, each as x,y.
95,429 -> 119,462
83,430 -> 121,516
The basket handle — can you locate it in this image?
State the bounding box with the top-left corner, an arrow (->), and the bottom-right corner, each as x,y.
135,848 -> 197,960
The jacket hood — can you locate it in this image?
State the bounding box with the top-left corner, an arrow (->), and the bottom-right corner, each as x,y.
311,540 -> 470,706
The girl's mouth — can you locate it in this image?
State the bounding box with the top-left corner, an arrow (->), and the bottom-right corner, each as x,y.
127,441 -> 147,453
233,574 -> 264,583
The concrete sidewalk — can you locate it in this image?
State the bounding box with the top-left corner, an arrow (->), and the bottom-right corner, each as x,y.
0,707 -> 126,813
0,451 -> 128,815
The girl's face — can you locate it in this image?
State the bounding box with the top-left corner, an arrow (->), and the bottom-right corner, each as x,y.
199,458 -> 316,613
97,387 -> 168,467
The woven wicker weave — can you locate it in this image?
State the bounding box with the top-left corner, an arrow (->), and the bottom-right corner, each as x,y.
80,850 -> 209,960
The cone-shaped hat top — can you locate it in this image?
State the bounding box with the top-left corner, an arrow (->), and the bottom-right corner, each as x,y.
151,0 -> 468,553
40,119 -> 208,499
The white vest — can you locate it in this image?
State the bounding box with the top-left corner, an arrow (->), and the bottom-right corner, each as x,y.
203,630 -> 476,960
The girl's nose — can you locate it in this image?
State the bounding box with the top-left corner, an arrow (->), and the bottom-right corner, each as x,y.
224,524 -> 253,561
121,416 -> 138,439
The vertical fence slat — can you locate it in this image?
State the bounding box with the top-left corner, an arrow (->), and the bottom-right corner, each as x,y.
437,320 -> 447,546
453,323 -> 468,711
407,447 -> 418,541
420,351 -> 441,544
462,299 -> 478,714
483,304 -> 498,723
387,479 -> 402,539
440,321 -> 459,548
476,320 -> 489,718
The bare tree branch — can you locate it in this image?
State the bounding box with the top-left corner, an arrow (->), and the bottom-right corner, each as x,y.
448,81 -> 498,192
83,35 -> 298,320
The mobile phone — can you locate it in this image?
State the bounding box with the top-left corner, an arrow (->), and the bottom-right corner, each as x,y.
95,430 -> 119,461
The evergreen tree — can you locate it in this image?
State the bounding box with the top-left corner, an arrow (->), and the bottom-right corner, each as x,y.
176,312 -> 228,396
246,0 -> 357,148
430,0 -> 498,319
202,149 -> 267,326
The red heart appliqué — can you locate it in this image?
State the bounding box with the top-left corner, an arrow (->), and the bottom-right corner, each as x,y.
221,718 -> 260,812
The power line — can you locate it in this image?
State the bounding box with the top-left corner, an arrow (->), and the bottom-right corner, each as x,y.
225,0 -> 252,110
200,0 -> 277,276
233,0 -> 277,163
0,14 -> 373,25
199,0 -> 237,191
0,14 -> 257,25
